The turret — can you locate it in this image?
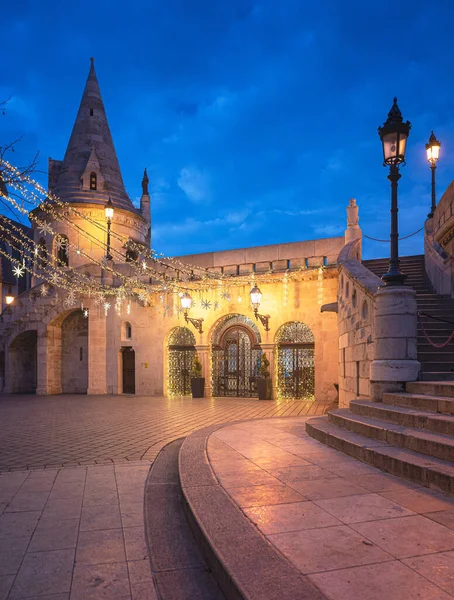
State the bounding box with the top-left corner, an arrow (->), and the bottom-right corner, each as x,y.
140,169 -> 151,248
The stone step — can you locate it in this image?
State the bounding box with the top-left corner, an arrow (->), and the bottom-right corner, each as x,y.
351,400 -> 454,435
306,416 -> 454,493
420,372 -> 454,382
407,381 -> 454,398
329,409 -> 454,462
382,391 -> 454,413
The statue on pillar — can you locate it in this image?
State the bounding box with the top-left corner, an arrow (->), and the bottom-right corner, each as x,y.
346,198 -> 359,227
142,168 -> 149,196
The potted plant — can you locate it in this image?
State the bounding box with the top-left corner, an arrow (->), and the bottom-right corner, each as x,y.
191,354 -> 205,398
257,352 -> 272,400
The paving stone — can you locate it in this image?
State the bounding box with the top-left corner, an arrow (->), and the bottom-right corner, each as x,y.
0,575 -> 14,600
309,559 -> 452,600
80,504 -> 122,531
123,527 -> 148,561
29,518 -> 79,552
267,464 -> 338,483
0,536 -> 29,576
76,528 -> 126,565
245,501 -> 341,534
41,497 -> 83,520
71,562 -> 131,600
268,525 -> 393,574
0,510 -> 40,538
225,483 -> 306,508
351,515 -> 454,558
6,490 -> 50,512
380,488 -> 454,514
403,551 -> 454,596
128,560 -> 158,600
9,548 -> 74,598
314,493 -> 415,524
425,509 -> 454,530
287,476 -> 370,500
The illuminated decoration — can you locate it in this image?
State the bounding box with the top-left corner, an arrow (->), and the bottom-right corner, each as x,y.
5,287 -> 14,305
83,308 -> 89,318
64,291 -> 76,308
317,267 -> 324,306
249,285 -> 270,331
275,322 -> 315,400
237,296 -> 242,303
283,272 -> 289,307
104,302 -> 111,315
201,299 -> 211,310
221,290 -> 231,301
38,221 -> 53,236
167,326 -> 196,396
13,265 -> 25,278
211,315 -> 261,397
180,292 -> 203,334
213,301 -> 219,311
40,284 -> 49,297
104,197 -> 114,260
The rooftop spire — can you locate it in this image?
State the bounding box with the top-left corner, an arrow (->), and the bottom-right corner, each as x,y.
51,59 -> 136,213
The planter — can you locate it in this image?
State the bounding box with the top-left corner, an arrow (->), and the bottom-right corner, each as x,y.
191,377 -> 205,398
257,377 -> 272,400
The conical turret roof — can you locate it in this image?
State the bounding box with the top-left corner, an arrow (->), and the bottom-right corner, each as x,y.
52,59 -> 137,213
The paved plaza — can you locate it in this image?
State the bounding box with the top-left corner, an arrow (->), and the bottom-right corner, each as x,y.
0,393 -> 327,599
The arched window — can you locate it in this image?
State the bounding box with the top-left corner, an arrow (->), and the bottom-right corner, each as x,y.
122,322 -> 132,340
56,234 -> 69,267
89,172 -> 97,191
126,249 -> 138,263
37,238 -> 48,270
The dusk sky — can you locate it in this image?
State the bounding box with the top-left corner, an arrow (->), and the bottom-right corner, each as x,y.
2,1 -> 454,259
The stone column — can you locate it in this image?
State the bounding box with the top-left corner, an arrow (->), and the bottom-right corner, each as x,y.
196,344 -> 210,396
87,307 -> 108,394
345,198 -> 362,255
370,286 -> 420,400
260,343 -> 275,396
36,325 -> 62,395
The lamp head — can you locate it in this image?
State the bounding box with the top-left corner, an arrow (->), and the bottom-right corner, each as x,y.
378,98 -> 411,166
5,286 -> 14,305
426,131 -> 441,164
105,197 -> 114,221
250,285 -> 262,310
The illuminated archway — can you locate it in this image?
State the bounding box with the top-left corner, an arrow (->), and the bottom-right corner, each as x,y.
275,322 -> 315,400
167,326 -> 196,396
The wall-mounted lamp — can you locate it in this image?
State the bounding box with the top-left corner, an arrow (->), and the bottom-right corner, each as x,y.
104,197 -> 114,260
5,286 -> 14,305
180,292 -> 204,334
250,285 -> 270,331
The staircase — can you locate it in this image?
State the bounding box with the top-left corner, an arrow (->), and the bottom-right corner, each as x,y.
307,381 -> 454,492
363,254 -> 454,381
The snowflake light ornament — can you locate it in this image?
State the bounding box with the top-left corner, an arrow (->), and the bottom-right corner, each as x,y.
104,302 -> 111,315
38,221 -> 53,236
201,299 -> 211,310
83,308 -> 89,318
64,291 -> 76,308
40,284 -> 49,297
221,291 -> 231,301
13,265 -> 25,278
50,272 -> 60,286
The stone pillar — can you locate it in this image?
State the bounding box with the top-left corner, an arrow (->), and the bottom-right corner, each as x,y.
370,286 -> 420,400
196,344 -> 210,396
36,325 -> 62,395
260,343 -> 275,396
87,308 -> 107,394
345,198 -> 362,254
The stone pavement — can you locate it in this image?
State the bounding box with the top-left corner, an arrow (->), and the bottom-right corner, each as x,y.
208,417 -> 454,600
0,394 -> 326,599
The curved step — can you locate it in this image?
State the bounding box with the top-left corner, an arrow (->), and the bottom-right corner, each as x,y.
350,400 -> 454,436
407,381 -> 454,398
306,416 -> 454,493
383,391 -> 454,413
144,439 -> 224,600
179,424 -> 326,600
329,409 -> 454,462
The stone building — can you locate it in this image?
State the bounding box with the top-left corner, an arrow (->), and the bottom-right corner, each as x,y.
0,60 -> 343,402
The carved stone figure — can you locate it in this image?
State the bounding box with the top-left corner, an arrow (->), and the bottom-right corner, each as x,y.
347,198 -> 359,227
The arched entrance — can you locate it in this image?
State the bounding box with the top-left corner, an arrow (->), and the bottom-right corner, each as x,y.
122,347 -> 135,394
8,330 -> 38,393
275,322 -> 315,400
61,310 -> 88,394
167,327 -> 196,396
211,315 -> 261,397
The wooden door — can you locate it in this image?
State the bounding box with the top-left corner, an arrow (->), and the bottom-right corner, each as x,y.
122,347 -> 135,394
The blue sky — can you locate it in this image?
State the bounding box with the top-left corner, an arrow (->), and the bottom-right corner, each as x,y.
2,0 -> 454,259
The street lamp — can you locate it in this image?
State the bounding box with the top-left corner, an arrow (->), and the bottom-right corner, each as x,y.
426,131 -> 441,218
378,98 -> 411,286
105,197 -> 114,260
180,292 -> 203,334
250,285 -> 270,330
5,286 -> 14,305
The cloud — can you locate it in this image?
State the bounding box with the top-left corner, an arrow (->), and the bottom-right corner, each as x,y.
177,166 -> 211,204
313,224 -> 344,237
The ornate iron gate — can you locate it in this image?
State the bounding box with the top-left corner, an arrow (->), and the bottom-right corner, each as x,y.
168,327 -> 196,396
212,326 -> 261,397
276,322 -> 315,400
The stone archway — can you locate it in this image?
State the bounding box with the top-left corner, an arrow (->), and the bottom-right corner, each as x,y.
8,330 -> 38,393
61,310 -> 88,394
210,314 -> 261,397
275,321 -> 315,400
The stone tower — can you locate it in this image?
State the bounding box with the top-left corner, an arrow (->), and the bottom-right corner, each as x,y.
34,58 -> 151,271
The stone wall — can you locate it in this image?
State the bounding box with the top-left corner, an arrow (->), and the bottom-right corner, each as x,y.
338,240 -> 380,408
61,311 -> 88,394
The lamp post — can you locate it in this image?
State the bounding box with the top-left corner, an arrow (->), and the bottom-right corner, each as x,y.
5,287 -> 14,306
378,98 -> 411,286
104,198 -> 114,261
180,292 -> 204,334
426,131 -> 441,218
250,285 -> 270,331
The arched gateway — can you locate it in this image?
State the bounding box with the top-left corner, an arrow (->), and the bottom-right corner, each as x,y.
275,322 -> 315,400
211,314 -> 261,397
167,327 -> 196,396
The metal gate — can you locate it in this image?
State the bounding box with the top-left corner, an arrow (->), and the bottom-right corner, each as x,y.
276,322 -> 315,400
122,347 -> 135,394
168,327 -> 196,396
212,326 -> 261,397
